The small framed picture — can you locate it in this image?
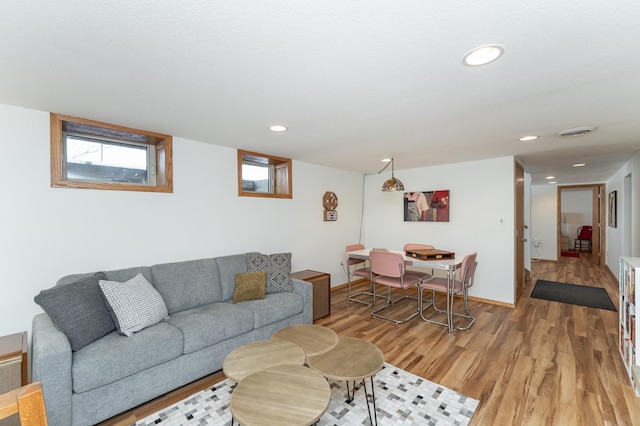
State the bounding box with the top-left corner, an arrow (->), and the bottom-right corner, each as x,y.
608,190 -> 617,228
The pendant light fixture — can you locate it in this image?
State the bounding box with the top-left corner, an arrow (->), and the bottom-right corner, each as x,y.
381,158 -> 404,192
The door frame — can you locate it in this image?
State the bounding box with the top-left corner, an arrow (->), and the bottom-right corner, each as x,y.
515,162 -> 525,301
557,184 -> 605,266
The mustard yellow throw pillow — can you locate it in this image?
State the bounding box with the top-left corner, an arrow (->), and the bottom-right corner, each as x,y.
233,271 -> 267,303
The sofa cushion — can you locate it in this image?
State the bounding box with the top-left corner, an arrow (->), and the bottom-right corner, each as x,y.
71,321 -> 184,393
151,258 -> 222,314
233,272 -> 267,303
246,252 -> 293,293
99,273 -> 169,337
167,303 -> 254,354
215,254 -> 248,301
34,272 -> 115,351
235,292 -> 304,329
103,266 -> 153,285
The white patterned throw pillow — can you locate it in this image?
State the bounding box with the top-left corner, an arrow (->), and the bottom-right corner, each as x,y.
246,252 -> 293,294
99,273 -> 169,337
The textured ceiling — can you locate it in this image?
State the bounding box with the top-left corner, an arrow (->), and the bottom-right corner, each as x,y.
1,1 -> 639,184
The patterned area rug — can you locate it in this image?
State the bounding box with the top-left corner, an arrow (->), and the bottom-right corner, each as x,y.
136,363 -> 479,425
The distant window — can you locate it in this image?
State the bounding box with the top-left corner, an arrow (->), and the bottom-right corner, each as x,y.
51,113 -> 172,192
237,150 -> 292,198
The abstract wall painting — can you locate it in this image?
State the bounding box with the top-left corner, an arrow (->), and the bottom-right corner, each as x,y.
404,190 -> 449,222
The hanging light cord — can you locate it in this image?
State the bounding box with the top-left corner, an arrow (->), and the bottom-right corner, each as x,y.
365,159 -> 393,176
358,159 -> 395,242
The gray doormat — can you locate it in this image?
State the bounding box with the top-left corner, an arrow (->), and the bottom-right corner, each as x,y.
531,279 -> 616,311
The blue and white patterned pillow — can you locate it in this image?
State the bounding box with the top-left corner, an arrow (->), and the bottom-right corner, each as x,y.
99,273 -> 169,337
246,252 -> 293,294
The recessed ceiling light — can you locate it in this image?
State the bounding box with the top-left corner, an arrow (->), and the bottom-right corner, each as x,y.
463,44 -> 504,66
545,176 -> 555,180
548,181 -> 557,184
573,163 -> 586,167
382,158 -> 392,162
519,135 -> 539,141
269,125 -> 287,132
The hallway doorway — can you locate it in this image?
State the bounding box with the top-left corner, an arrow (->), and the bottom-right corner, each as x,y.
557,184 -> 605,266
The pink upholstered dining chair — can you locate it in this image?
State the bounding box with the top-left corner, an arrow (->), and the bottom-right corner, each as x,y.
345,244 -> 378,306
369,250 -> 431,324
418,252 -> 478,331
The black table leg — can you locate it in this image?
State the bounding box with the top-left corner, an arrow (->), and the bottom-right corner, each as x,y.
346,380 -> 356,402
363,376 -> 378,426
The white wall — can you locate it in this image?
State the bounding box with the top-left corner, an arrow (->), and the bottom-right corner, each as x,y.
530,184 -> 558,260
606,150 -> 640,271
0,103 -> 366,338
362,156 -> 516,305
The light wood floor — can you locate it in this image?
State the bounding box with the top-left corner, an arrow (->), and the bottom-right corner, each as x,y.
101,255 -> 640,425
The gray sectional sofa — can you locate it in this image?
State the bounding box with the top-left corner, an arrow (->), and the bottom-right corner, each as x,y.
31,253 -> 313,426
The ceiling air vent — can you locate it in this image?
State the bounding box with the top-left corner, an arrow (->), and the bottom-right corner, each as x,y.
557,126 -> 597,137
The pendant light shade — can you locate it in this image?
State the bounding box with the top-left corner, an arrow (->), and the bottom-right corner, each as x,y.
382,177 -> 404,192
381,158 -> 404,192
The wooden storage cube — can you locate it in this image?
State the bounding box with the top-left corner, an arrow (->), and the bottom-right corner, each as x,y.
290,270 -> 331,321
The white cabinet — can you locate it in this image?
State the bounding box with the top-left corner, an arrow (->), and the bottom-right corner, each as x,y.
620,256 -> 640,396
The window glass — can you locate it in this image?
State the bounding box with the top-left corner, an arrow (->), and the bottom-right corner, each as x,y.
241,162 -> 271,193
64,135 -> 152,184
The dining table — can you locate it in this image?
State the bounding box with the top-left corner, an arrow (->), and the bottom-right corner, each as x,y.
346,248 -> 465,332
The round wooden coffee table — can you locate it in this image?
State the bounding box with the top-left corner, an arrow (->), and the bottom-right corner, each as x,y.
271,324 -> 338,357
223,339 -> 305,382
307,337 -> 384,425
230,364 -> 331,426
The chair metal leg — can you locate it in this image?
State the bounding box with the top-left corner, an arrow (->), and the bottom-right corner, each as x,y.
347,269 -> 387,306
347,271 -> 374,306
454,291 -> 476,331
418,287 -> 450,328
371,286 -> 419,324
419,287 -> 475,331
347,275 -> 383,306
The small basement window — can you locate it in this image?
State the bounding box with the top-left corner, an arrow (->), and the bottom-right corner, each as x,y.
238,150 -> 292,198
50,113 -> 172,192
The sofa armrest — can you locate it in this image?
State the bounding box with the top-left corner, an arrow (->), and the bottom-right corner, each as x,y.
291,277 -> 313,324
32,313 -> 73,426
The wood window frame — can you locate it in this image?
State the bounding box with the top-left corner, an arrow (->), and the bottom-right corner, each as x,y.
237,149 -> 292,198
50,113 -> 173,192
